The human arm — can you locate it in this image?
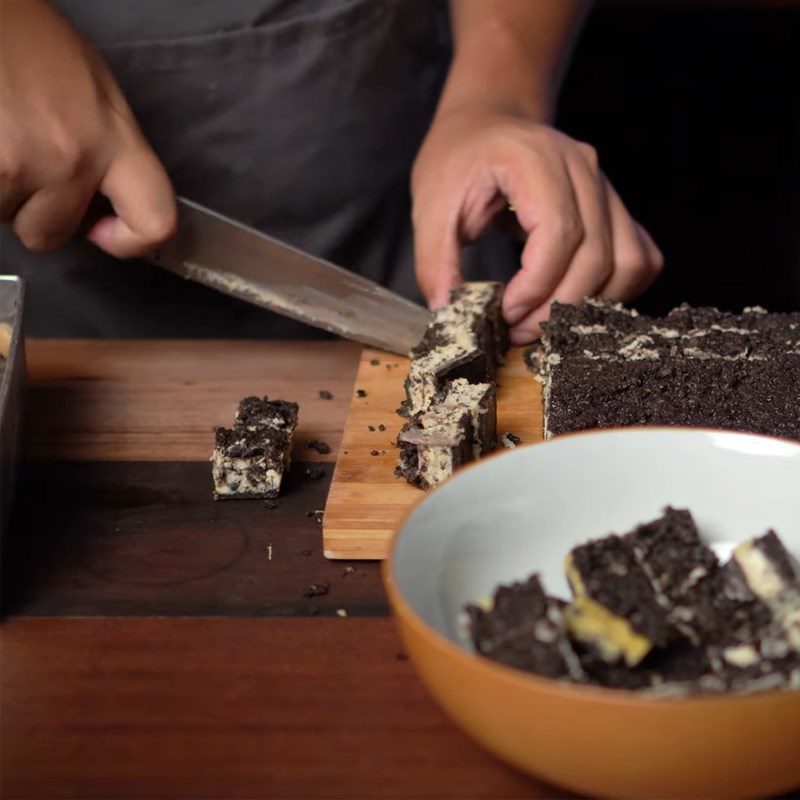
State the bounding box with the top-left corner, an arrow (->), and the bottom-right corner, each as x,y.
412,0 -> 662,343
0,0 -> 176,257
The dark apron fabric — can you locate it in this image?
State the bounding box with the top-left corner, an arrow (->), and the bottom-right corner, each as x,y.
2,0 -> 520,337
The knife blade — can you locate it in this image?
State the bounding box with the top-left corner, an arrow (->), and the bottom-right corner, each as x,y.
151,198 -> 431,355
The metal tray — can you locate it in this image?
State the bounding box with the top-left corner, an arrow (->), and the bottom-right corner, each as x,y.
0,275 -> 26,548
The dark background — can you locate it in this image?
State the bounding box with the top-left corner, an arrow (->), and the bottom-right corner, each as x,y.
561,0 -> 799,313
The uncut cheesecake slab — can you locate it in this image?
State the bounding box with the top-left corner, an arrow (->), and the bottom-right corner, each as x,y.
212,396 -> 299,500
528,300 -> 800,440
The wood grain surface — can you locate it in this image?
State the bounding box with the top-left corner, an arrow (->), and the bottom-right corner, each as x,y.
2,339 -> 562,799
323,347 -> 542,559
2,461 -> 385,618
1,617 -> 566,800
24,340 -> 360,462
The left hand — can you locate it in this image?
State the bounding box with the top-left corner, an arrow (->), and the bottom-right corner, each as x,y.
411,106 -> 663,344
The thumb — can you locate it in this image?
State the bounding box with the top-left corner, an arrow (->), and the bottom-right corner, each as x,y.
87,136 -> 176,259
413,195 -> 462,310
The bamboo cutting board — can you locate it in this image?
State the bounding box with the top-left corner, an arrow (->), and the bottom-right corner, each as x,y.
323,347 -> 543,559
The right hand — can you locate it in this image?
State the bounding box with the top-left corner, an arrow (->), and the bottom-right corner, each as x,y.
0,0 -> 176,257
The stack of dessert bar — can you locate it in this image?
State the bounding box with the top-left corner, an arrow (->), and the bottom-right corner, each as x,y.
527,299 -> 800,440
212,396 -> 299,500
467,508 -> 800,695
395,283 -> 508,490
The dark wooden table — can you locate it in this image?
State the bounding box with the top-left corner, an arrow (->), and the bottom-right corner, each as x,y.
1,340 -> 566,799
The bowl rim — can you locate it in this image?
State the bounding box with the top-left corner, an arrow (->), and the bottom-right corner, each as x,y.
383,425 -> 800,708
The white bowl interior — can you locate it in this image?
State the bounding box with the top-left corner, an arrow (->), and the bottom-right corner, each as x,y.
392,429 -> 800,650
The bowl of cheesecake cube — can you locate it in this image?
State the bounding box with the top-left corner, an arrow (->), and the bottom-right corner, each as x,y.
384,427 -> 800,799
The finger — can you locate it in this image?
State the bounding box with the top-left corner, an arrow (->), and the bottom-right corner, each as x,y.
507,161 -> 615,344
87,136 -> 176,259
499,152 -> 584,326
11,178 -> 95,251
599,182 -> 660,301
413,190 -> 463,310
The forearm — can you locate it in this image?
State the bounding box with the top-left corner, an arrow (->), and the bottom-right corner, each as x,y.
441,0 -> 591,122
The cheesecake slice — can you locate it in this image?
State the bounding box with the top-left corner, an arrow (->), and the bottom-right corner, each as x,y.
403,282 -> 508,417
395,406 -> 473,490
432,379 -> 497,457
467,574 -> 585,681
212,396 -> 298,500
565,534 -> 672,666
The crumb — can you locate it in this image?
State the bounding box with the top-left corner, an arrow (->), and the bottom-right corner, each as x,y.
301,581 -> 330,598
312,509 -> 324,525
502,432 -> 521,449
356,389 -> 367,398
319,390 -> 333,400
368,425 -> 376,431
267,543 -> 273,561
370,358 -> 380,366
304,465 -> 326,481
264,499 -> 278,510
395,652 -> 409,661
308,440 -> 331,454
299,548 -> 312,557
342,565 -> 356,577
378,424 -> 386,432
386,364 -> 392,370
336,608 -> 348,618
370,450 -> 379,456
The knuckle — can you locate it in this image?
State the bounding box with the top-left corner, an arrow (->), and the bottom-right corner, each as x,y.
0,152 -> 23,189
140,204 -> 178,246
551,212 -> 584,249
46,131 -> 87,182
577,142 -> 599,169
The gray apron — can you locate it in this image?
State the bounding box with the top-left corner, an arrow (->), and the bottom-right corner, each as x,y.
2,0 -> 520,337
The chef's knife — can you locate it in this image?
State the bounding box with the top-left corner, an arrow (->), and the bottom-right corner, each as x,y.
151,198 -> 431,355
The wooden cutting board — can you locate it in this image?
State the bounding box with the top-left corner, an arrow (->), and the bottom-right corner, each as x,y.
323,347 -> 543,559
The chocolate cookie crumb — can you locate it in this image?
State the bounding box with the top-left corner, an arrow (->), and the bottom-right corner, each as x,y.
378,424 -> 386,432
301,581 -> 330,598
371,450 -> 380,456
368,425 -> 376,431
264,499 -> 278,510
319,390 -> 333,400
305,466 -> 326,481
299,548 -> 312,557
502,432 -> 521,448
370,358 -> 380,366
356,389 -> 367,398
308,440 -> 331,454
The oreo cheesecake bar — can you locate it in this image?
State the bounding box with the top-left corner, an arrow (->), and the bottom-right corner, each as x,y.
395,405 -> 474,490
212,396 -> 299,500
528,300 -> 800,440
565,533 -> 673,666
467,574 -> 585,681
403,282 -> 507,417
432,379 -> 497,457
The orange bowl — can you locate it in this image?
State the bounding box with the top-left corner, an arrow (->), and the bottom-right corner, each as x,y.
383,429 -> 800,799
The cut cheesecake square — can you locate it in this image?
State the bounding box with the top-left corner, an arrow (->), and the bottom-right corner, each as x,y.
565,534 -> 673,666
395,406 -> 473,490
432,379 -> 497,457
212,396 -> 298,500
466,574 -> 585,681
403,282 -> 508,417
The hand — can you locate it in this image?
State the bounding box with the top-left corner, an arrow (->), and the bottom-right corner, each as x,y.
0,0 -> 176,257
412,106 -> 663,344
